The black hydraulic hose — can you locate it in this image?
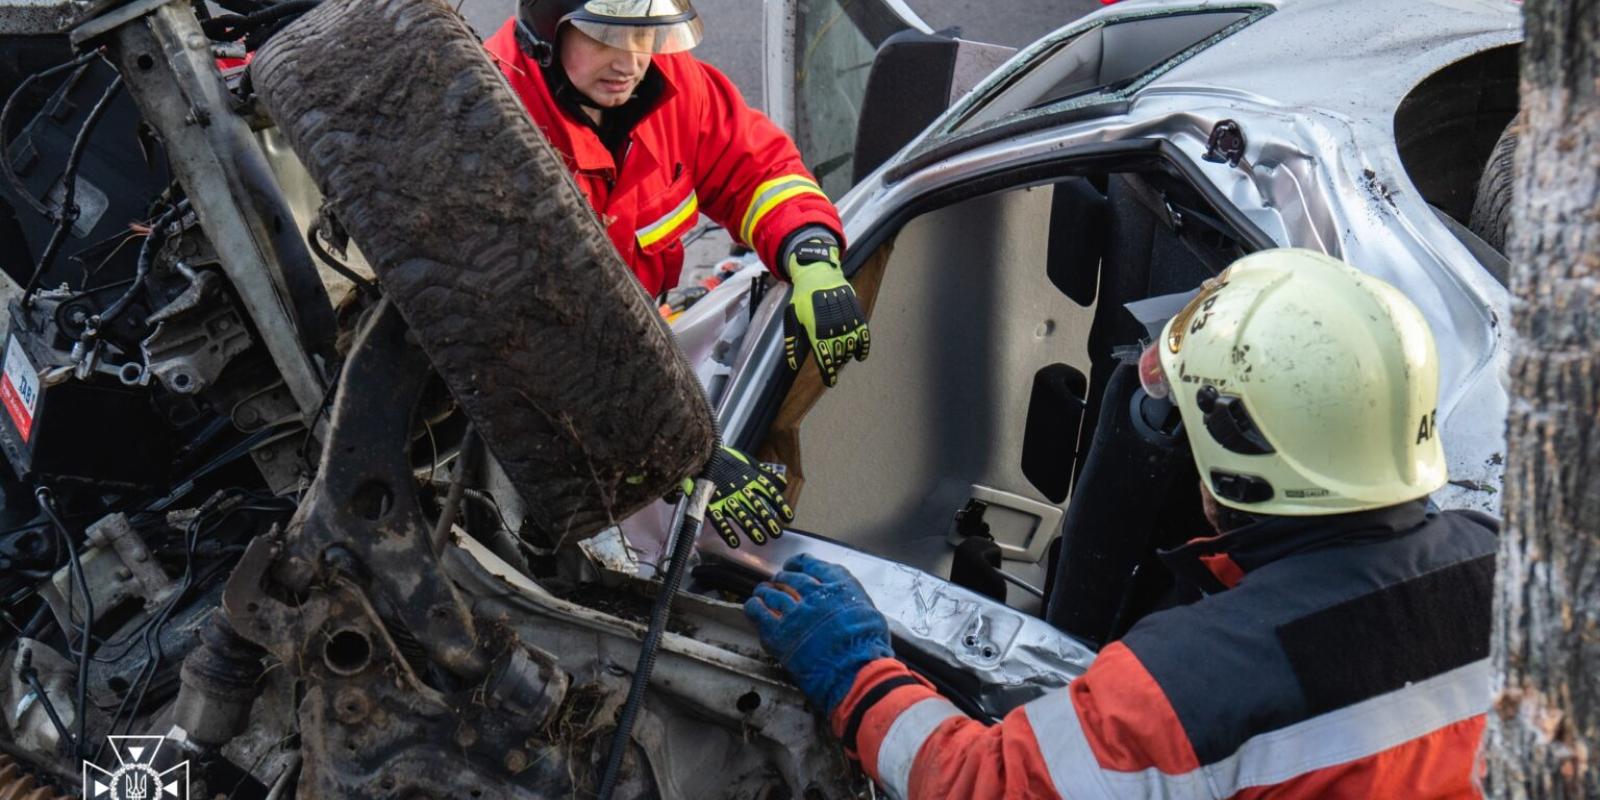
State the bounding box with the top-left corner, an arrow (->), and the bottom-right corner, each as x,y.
22,73 -> 125,306
0,50 -> 100,219
595,468 -> 716,800
201,0 -> 316,40
306,223 -> 378,297
20,602 -> 53,639
92,199 -> 186,333
212,0 -> 269,15
36,488 -> 91,761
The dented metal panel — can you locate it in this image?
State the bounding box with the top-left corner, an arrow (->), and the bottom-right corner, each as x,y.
820,0 -> 1515,515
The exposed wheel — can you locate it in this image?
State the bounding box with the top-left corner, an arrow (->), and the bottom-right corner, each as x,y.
251,0 -> 715,540
1468,114 -> 1519,256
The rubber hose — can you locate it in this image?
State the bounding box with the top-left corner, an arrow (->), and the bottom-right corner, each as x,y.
594,468 -> 715,800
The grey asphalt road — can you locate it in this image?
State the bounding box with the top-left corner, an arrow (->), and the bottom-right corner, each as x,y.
458,0 -> 1102,111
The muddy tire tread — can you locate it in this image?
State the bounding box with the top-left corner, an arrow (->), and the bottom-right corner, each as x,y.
251,0 -> 714,539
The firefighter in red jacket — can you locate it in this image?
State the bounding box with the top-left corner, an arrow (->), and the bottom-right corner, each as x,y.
486,0 -> 868,547
746,249 -> 1497,798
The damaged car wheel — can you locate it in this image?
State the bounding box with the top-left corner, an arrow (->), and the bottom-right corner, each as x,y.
250,0 -> 716,541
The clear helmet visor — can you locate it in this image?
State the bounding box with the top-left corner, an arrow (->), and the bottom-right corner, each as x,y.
567,0 -> 703,54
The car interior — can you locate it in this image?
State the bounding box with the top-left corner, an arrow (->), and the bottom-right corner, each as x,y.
753,153 -> 1263,649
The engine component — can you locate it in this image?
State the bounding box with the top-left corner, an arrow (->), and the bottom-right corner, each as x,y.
35,512 -> 171,632
482,630 -> 568,724
136,268 -> 252,395
83,512 -> 173,604
172,611 -> 267,749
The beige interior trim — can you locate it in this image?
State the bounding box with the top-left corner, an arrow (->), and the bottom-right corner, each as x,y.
755,239 -> 895,505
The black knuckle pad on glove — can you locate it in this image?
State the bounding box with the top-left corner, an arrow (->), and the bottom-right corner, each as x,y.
713,514 -> 740,548
758,502 -> 784,536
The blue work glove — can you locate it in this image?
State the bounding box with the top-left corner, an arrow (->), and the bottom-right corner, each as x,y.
743,553 -> 893,714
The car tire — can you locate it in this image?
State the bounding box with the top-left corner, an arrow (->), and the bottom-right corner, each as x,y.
1468,114 -> 1519,255
250,0 -> 715,540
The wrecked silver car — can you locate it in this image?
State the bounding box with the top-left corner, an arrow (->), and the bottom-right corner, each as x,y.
0,0 -> 1515,797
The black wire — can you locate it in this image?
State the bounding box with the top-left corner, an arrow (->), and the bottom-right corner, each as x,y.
201,0 -> 316,41
84,496 -> 287,667
0,50 -> 100,219
101,491 -> 291,757
298,359 -> 343,475
73,275 -> 137,297
19,602 -> 52,638
92,198 -> 185,333
35,488 -> 91,761
20,663 -> 75,750
213,0 -> 270,14
306,224 -> 377,297
21,72 -> 125,306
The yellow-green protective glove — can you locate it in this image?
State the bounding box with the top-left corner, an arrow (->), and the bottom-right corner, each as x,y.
697,445 -> 793,548
782,233 -> 869,387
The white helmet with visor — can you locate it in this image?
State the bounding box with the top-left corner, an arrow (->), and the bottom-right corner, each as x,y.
519,0 -> 703,60
1138,249 -> 1448,516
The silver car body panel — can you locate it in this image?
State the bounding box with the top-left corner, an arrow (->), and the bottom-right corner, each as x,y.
614,0 -> 1522,710
827,0 -> 1515,514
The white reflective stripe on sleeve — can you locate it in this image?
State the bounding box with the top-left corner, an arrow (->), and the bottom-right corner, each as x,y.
875,697 -> 963,800
1026,659 -> 1491,799
1201,658 -> 1490,795
1025,688 -> 1208,800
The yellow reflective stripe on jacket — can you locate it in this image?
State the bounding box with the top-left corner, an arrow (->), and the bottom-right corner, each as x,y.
637,190 -> 699,249
740,175 -> 827,246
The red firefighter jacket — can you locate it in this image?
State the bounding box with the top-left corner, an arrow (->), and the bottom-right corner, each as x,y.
484,20 -> 842,296
833,503 -> 1497,799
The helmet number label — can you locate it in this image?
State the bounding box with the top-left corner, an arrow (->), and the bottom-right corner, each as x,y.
1415,409 -> 1437,444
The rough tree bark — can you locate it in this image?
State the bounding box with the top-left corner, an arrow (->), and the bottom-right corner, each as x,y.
1484,1 -> 1600,797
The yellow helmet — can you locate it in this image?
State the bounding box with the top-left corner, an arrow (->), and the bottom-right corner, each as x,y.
1138,249 -> 1447,515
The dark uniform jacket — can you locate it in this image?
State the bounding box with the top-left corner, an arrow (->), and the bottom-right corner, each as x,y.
834,501 -> 1497,799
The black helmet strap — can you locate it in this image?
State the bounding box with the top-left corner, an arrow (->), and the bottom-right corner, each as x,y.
515,17 -> 556,67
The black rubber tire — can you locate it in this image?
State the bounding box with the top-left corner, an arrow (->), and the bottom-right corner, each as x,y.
1468,114 -> 1519,255
250,0 -> 715,540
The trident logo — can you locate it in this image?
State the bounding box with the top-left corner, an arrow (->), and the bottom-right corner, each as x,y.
82,736 -> 189,800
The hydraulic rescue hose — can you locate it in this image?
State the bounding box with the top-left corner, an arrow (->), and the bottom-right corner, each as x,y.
595,467 -> 717,800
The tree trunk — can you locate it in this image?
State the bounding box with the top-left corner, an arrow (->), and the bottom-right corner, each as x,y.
1484,1 -> 1600,798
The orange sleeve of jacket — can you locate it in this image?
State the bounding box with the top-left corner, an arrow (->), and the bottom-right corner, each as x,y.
684,58 -> 843,270
829,646 -> 1199,800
